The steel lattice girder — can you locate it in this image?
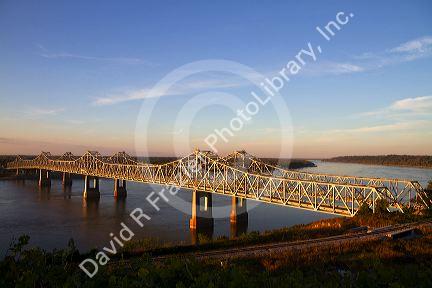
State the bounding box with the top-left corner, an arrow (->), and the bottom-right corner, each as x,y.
7,150 -> 430,216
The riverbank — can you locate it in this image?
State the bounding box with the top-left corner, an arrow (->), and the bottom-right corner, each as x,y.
324,155 -> 432,169
1,211 -> 431,287
262,158 -> 317,169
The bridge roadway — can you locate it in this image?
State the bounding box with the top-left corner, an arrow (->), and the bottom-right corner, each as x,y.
6,150 -> 431,217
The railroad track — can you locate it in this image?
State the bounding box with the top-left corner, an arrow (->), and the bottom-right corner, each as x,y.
153,221 -> 432,261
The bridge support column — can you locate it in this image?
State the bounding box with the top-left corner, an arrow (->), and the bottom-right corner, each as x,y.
83,175 -> 100,199
62,172 -> 72,186
189,190 -> 213,230
15,169 -> 24,179
230,197 -> 248,238
114,179 -> 127,198
38,169 -> 51,187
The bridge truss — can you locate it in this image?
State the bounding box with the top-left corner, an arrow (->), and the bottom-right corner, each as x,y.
7,150 -> 430,216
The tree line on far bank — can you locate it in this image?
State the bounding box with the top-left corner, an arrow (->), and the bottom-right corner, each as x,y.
325,155 -> 432,168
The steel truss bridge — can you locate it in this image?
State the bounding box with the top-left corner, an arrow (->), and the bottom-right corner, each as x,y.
6,150 -> 431,217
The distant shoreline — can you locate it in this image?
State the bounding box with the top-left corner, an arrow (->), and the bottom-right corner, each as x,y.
323,155 -> 432,170
261,158 -> 317,169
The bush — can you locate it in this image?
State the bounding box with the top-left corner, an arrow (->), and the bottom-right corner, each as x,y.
357,203 -> 372,217
375,199 -> 389,215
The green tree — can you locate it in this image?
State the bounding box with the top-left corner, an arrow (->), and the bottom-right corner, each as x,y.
375,199 -> 389,215
9,235 -> 29,260
357,202 -> 372,217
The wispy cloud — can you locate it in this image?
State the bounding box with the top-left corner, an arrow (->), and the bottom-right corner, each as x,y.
360,95 -> 432,117
93,79 -> 244,106
330,120 -> 430,134
321,95 -> 432,141
25,107 -> 65,118
36,44 -> 151,65
170,129 -> 184,135
390,95 -> 432,113
66,119 -> 85,125
307,36 -> 432,76
362,36 -> 432,67
0,137 -> 124,155
0,137 -> 14,144
303,61 -> 364,76
313,96 -> 432,140
390,36 -> 432,54
93,87 -> 171,105
256,127 -> 294,134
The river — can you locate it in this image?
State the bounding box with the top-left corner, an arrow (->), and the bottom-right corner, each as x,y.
0,161 -> 430,253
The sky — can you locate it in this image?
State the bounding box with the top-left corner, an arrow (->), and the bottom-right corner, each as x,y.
0,0 -> 431,158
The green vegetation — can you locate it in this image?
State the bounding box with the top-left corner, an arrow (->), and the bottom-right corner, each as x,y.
0,155 -> 16,177
262,158 -> 317,169
325,155 -> 432,168
1,211 -> 432,287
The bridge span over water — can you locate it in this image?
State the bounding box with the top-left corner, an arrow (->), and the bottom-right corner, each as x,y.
6,150 -> 431,221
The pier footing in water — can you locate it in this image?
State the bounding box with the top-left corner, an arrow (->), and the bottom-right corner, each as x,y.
83,175 -> 100,199
62,172 -> 72,186
190,190 -> 214,230
38,169 -> 51,187
114,179 -> 127,198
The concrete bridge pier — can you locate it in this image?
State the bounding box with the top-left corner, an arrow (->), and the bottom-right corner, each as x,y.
15,169 -> 25,180
38,169 -> 51,187
230,197 -> 248,238
62,172 -> 72,186
190,190 -> 214,230
230,196 -> 248,224
114,179 -> 127,198
83,175 -> 100,199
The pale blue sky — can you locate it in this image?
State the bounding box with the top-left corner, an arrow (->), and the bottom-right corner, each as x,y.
0,0 -> 431,157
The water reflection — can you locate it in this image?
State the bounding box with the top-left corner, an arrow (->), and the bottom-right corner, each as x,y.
114,197 -> 127,220
63,186 -> 72,199
14,179 -> 26,187
82,198 -> 100,218
38,186 -> 51,200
